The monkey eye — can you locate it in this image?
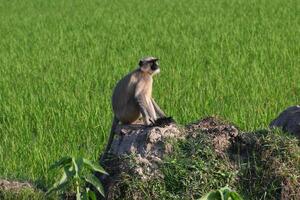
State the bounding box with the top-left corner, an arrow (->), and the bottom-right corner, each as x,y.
150,62 -> 158,70
151,61 -> 159,67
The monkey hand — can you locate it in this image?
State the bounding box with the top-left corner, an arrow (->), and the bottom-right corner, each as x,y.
149,118 -> 156,125
144,118 -> 156,127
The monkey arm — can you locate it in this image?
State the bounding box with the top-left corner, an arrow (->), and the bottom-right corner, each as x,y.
151,98 -> 166,118
135,95 -> 154,125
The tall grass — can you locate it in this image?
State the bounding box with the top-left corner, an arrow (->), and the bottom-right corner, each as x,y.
0,0 -> 299,188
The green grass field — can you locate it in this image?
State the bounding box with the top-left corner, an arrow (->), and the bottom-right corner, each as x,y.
0,0 -> 299,193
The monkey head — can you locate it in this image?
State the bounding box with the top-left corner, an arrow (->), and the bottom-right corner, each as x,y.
138,56 -> 160,75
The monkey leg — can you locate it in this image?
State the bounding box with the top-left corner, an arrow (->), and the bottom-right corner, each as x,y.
151,98 -> 166,118
147,98 -> 157,121
100,116 -> 119,162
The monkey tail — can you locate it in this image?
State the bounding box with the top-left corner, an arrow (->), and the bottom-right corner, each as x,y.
100,116 -> 119,163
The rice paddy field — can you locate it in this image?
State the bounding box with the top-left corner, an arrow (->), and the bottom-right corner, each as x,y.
0,0 -> 299,194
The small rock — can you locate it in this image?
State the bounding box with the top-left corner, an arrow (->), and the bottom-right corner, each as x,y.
270,105 -> 300,138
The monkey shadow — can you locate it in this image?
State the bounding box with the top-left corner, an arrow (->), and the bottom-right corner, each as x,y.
152,117 -> 175,127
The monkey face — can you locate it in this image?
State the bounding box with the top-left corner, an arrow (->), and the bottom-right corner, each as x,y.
139,57 -> 160,75
150,61 -> 160,75
150,61 -> 158,71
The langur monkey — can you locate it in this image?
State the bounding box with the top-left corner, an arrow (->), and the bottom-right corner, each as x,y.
101,56 -> 166,160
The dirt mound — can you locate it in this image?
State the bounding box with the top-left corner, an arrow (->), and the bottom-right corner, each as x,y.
230,131 -> 300,200
100,116 -> 300,200
187,117 -> 238,155
0,179 -> 34,192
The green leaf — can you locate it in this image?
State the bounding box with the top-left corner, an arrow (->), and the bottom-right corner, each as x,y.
72,157 -> 81,178
87,190 -> 97,200
84,174 -> 105,197
75,157 -> 84,174
228,192 -> 243,200
199,190 -> 222,200
82,192 -> 88,200
76,188 -> 81,200
220,189 -> 225,200
46,167 -> 70,196
64,166 -> 75,178
199,187 -> 243,200
82,188 -> 97,200
49,156 -> 72,170
219,187 -> 230,200
83,158 -> 108,175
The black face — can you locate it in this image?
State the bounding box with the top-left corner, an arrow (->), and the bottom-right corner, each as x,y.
150,61 -> 159,71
